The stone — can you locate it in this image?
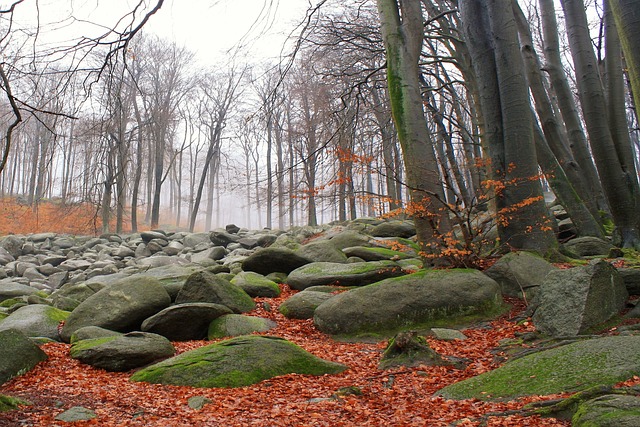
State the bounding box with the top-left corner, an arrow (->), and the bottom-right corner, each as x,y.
60,276 -> 172,342
618,268 -> 640,295
141,230 -> 167,243
279,291 -> 335,319
436,336 -> 640,400
70,331 -> 175,371
370,220 -> 416,238
313,269 -> 503,338
141,303 -> 232,341
70,326 -> 121,343
230,271 -> 281,298
563,236 -> 616,257
175,271 -> 255,313
342,246 -> 414,262
297,240 -> 348,263
191,247 -> 226,264
0,281 -> 39,302
130,335 -> 347,388
0,236 -> 23,259
210,230 -> 240,247
207,314 -> 276,338
430,328 -> 467,341
287,260 -> 405,291
0,304 -> 69,340
188,396 -> 212,410
54,406 -> 97,422
325,231 -> 372,250
532,260 -> 628,337
0,329 -> 47,385
484,251 -> 557,299
573,394 -> 640,427
242,247 -> 312,276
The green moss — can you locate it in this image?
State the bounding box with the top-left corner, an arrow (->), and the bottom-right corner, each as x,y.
130,335 -> 347,388
0,298 -> 23,308
437,336 -> 640,401
0,395 -> 30,412
70,336 -> 119,358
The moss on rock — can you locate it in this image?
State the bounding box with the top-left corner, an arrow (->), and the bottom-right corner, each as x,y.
130,335 -> 347,388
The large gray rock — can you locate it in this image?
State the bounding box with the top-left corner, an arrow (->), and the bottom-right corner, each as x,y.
60,276 -> 172,342
0,235 -> 23,258
573,395 -> 640,427
0,304 -> 69,340
484,251 -> 557,299
70,331 -> 175,371
0,329 -> 47,385
130,335 -> 347,388
279,291 -> 335,319
0,280 -> 39,302
296,240 -> 348,263
141,303 -> 232,341
532,260 -> 628,337
242,247 -> 311,276
436,336 -> 640,400
175,271 -> 255,313
207,314 -> 276,338
342,246 -> 415,262
313,269 -> 503,337
325,230 -> 372,250
370,220 -> 416,238
230,272 -> 281,298
618,268 -> 640,295
563,236 -> 615,257
287,260 -> 405,291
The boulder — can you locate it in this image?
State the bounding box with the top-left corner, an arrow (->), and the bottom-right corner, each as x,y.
296,240 -> 348,263
287,260 -> 405,291
230,272 -> 281,298
141,303 -> 232,341
279,291 -> 335,319
70,326 -> 121,343
313,269 -> 503,338
0,281 -> 39,302
207,314 -> 276,338
573,394 -> 640,427
325,231 -> 372,250
342,246 -> 414,262
191,247 -> 226,264
60,276 -> 172,342
484,251 -> 558,299
183,232 -> 211,248
242,247 -> 311,276
563,236 -> 615,257
0,235 -> 23,258
70,331 -> 175,371
0,304 -> 69,340
175,271 -> 255,313
532,260 -> 628,337
0,329 -> 47,385
436,336 -> 640,400
370,220 -> 416,238
210,230 -> 240,247
130,335 -> 347,388
54,407 -> 97,422
618,268 -> 640,295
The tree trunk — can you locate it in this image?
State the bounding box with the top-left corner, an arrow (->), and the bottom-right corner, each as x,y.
377,0 -> 450,263
561,0 -> 640,247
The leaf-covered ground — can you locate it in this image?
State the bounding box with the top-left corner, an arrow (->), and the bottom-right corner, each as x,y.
0,286 -> 576,426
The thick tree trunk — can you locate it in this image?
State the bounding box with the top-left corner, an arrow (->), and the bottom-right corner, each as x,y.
461,0 -> 556,253
377,0 -> 450,262
561,0 -> 640,247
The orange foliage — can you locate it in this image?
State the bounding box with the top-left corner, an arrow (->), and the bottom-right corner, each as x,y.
0,289 -> 570,427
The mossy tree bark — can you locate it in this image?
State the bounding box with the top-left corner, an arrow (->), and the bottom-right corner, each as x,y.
376,0 -> 450,263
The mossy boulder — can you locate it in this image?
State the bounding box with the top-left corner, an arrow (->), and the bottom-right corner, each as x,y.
313,269 -> 504,338
230,272 -> 281,298
572,394 -> 640,427
130,335 -> 347,388
279,291 -> 335,319
436,336 -> 640,400
207,314 -> 276,338
70,326 -> 121,344
563,236 -> 615,257
342,246 -> 415,262
60,276 -> 172,342
287,260 -> 405,291
0,304 -> 69,341
70,331 -> 175,372
0,329 -> 47,385
370,220 -> 416,238
296,240 -> 348,263
175,271 -> 255,313
0,282 -> 39,302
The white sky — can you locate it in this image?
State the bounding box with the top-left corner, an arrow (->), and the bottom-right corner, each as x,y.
5,0 -> 309,66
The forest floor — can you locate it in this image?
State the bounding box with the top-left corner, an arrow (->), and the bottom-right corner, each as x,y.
1,286 -> 599,427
